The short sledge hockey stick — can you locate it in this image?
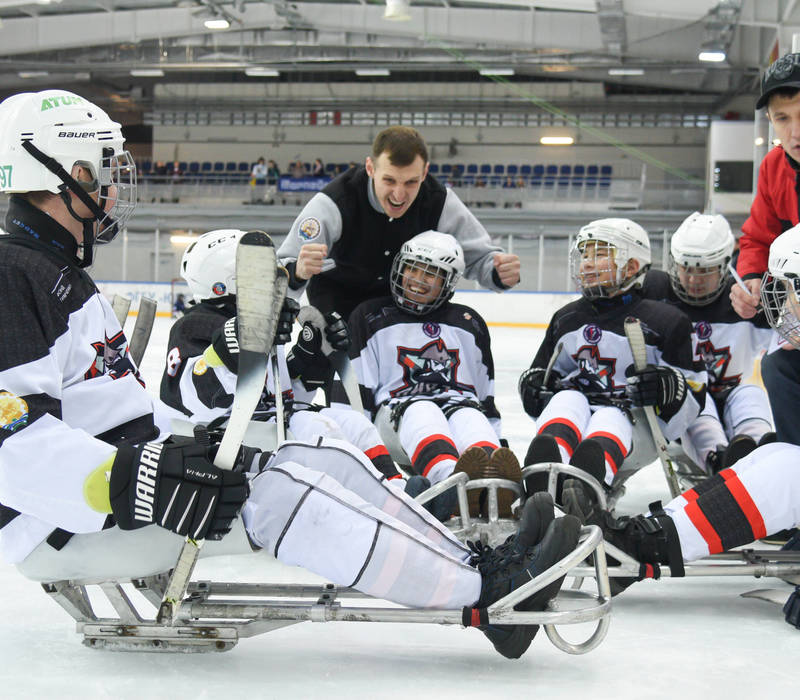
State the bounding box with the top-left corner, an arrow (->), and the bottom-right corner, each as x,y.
270,268 -> 290,443
128,297 -> 157,367
157,231 -> 281,624
111,294 -> 131,328
624,317 -> 681,498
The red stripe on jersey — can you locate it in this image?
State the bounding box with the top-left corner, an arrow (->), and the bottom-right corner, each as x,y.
364,445 -> 390,460
719,469 -> 767,540
684,500 -> 723,554
411,433 -> 454,464
540,417 -> 582,440
421,453 -> 457,477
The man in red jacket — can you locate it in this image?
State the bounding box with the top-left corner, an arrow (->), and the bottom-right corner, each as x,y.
732,51 -> 800,445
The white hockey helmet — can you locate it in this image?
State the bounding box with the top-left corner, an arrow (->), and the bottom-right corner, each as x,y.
569,218 -> 651,298
181,229 -> 245,303
0,90 -> 136,266
761,224 -> 800,348
668,212 -> 734,306
390,230 -> 465,315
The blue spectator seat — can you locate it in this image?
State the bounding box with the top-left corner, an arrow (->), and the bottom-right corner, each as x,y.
479,164 -> 491,176
466,164 -> 478,175
188,162 -> 200,180
200,162 -> 213,181
238,162 -> 250,180
544,164 -> 558,188
586,165 -> 599,188
572,164 -> 585,188
178,161 -> 188,173
212,162 -> 225,183
429,163 -> 440,174
531,164 -> 544,187
225,162 -> 238,182
506,165 -> 518,176
441,164 -> 452,175
558,165 -> 571,188
325,163 -> 336,173
141,160 -> 152,178
520,164 -> 532,184
600,165 -> 612,188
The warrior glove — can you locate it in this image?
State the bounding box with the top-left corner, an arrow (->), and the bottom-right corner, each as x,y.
287,320 -> 333,390
625,364 -> 687,421
109,437 -> 250,540
323,311 -> 350,352
274,298 -> 300,346
518,367 -> 560,418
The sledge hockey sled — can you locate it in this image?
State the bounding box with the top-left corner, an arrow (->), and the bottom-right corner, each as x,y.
41,513 -> 611,655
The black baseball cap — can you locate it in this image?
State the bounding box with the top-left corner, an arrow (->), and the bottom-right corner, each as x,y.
757,52 -> 800,109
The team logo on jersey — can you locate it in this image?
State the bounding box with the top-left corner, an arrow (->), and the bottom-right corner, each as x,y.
695,320 -> 712,340
0,390 -> 28,432
583,324 -> 602,344
212,282 -> 226,296
571,345 -> 618,394
298,217 -> 321,241
391,338 -> 475,398
84,330 -> 143,386
696,339 -> 740,394
422,321 -> 440,338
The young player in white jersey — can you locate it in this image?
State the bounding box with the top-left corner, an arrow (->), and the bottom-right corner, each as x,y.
0,90 -> 581,661
348,231 -> 522,518
160,228 -> 402,483
558,227 -> 800,629
519,218 -> 706,494
642,212 -> 775,472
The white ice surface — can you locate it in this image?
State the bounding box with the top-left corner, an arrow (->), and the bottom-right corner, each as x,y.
0,319 -> 795,699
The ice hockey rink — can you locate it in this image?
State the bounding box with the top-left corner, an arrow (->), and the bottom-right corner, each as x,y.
0,313 -> 795,699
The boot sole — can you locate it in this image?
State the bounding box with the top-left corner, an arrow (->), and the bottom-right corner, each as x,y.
454,447 -> 490,517
489,447 -> 523,518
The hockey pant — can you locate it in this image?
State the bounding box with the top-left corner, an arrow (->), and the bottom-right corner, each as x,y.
397,400 -> 501,484
662,441 -> 800,562
289,405 -> 399,480
682,384 -> 773,467
17,439 -> 481,610
537,390 -> 631,486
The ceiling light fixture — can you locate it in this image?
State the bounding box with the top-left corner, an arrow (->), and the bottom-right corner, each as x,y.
698,49 -> 726,62
17,71 -> 49,78
479,68 -> 514,76
204,18 -> 230,29
245,68 -> 280,77
130,69 -> 165,77
355,68 -> 390,77
170,235 -> 198,244
608,68 -> 644,76
540,136 -> 574,146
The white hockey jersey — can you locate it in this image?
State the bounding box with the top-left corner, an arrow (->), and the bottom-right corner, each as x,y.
348,297 -> 501,430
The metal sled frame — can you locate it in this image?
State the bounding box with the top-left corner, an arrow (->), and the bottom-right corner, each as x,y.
42,523 -> 610,655
521,461 -> 800,585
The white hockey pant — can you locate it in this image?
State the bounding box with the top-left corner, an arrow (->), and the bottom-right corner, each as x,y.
664,442 -> 800,561
243,439 -> 480,608
537,390 -> 631,485
290,405 -> 386,453
398,401 -> 500,484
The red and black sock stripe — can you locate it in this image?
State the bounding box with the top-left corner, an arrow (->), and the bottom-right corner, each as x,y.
411,434 -> 459,477
681,473 -> 726,502
684,469 -> 766,554
539,418 -> 581,458
364,445 -> 401,480
585,430 -> 627,475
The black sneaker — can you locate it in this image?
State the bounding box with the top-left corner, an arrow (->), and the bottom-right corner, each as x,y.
467,492 -> 581,659
721,435 -> 757,469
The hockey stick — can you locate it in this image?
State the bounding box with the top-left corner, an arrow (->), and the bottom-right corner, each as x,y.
128,297 -> 157,367
623,317 -> 681,498
111,294 -> 131,328
271,268 -> 290,443
157,231 -> 281,625
543,341 -> 564,387
297,305 -> 364,413
740,588 -> 790,606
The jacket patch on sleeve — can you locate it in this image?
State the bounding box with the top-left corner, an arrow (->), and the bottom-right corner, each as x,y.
0,391 -> 28,432
298,217 -> 321,241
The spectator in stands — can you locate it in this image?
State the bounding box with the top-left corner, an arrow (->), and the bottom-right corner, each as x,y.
277,125 -> 521,320
173,293 -> 186,318
250,157 -> 267,203
451,164 -> 464,188
169,160 -> 182,183
266,159 -> 281,184
153,161 -> 167,181
312,158 -> 325,176
289,159 -> 305,179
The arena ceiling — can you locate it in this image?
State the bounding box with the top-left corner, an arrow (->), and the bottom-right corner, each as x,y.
1,0 -> 799,116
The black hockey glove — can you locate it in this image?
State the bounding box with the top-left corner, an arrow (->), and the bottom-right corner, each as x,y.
274,298 -> 300,346
286,320 -> 334,390
109,437 -> 250,540
625,364 -> 687,421
324,311 -> 350,352
785,586 -> 800,629
210,316 -> 239,373
518,367 -> 560,418
192,421 -> 273,475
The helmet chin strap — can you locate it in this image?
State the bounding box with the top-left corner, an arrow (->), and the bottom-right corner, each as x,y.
21,140 -> 113,268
